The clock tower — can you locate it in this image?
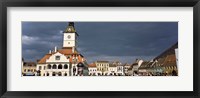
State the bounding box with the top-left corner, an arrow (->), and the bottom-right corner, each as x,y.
63,22 -> 79,50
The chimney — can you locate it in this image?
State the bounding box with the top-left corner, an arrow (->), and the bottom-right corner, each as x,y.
49,50 -> 52,54
55,46 -> 57,52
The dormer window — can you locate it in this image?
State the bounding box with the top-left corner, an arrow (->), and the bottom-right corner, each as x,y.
56,56 -> 60,60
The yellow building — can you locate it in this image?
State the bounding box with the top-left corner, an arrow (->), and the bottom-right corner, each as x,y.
95,61 -> 109,75
22,62 -> 36,76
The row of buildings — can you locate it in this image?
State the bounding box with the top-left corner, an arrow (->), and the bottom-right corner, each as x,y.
22,43 -> 178,76
22,22 -> 178,76
138,43 -> 178,76
88,61 -> 124,76
87,43 -> 178,76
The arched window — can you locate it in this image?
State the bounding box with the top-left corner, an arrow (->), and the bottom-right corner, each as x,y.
105,73 -> 108,76
47,72 -> 49,76
98,73 -> 101,76
52,72 -> 56,76
64,73 -> 67,76
64,64 -> 68,69
93,73 -> 96,76
52,64 -> 57,69
47,64 -> 51,69
58,64 -> 62,69
58,72 -> 62,76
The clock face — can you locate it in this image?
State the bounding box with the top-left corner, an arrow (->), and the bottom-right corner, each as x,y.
67,35 -> 71,39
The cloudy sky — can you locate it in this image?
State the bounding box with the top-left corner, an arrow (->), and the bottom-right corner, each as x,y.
22,22 -> 178,64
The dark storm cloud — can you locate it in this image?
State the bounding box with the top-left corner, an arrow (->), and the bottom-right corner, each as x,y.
22,22 -> 178,63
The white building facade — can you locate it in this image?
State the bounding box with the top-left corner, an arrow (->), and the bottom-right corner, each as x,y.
108,65 -> 117,75
36,22 -> 87,76
88,63 -> 97,76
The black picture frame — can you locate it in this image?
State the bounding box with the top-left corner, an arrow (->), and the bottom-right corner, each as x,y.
0,0 -> 200,98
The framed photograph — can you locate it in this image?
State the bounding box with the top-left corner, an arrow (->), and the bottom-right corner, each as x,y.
0,0 -> 200,98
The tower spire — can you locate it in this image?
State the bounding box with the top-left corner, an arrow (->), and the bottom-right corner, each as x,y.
63,22 -> 76,33
69,22 -> 74,27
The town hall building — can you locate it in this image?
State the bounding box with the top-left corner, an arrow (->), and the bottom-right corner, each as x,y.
36,22 -> 88,76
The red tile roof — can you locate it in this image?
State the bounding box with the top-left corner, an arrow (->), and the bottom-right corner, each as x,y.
162,54 -> 176,67
57,47 -> 79,55
37,54 -> 51,64
37,47 -> 84,64
88,63 -> 96,67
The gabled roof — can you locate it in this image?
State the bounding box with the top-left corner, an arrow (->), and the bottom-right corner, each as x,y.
109,63 -> 117,67
37,47 -> 84,64
146,62 -> 154,68
154,42 -> 178,60
111,61 -> 122,66
138,61 -> 150,69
